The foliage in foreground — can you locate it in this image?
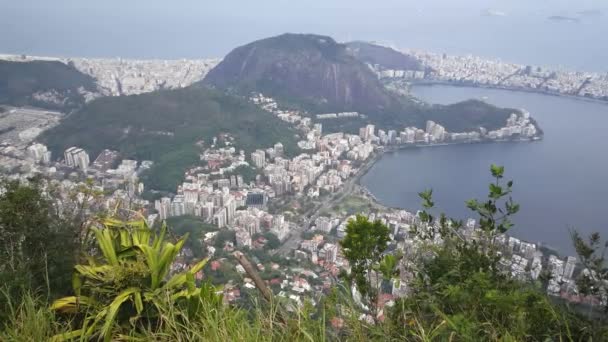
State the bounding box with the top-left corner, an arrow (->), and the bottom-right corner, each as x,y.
341,165 -> 607,340
0,178 -> 87,322
50,218 -> 218,341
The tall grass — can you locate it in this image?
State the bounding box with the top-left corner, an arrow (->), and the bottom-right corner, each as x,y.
1,288 -> 605,341
0,292 -> 69,341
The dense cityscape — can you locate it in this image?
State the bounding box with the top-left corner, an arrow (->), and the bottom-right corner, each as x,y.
374,49 -> 608,100
2,64 -> 603,313
0,53 -> 219,96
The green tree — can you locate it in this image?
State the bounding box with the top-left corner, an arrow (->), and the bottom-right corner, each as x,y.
263,232 -> 280,250
166,215 -> 218,258
0,179 -> 78,319
571,230 -> 607,315
214,230 -> 236,249
339,215 -> 391,318
389,165 -> 603,341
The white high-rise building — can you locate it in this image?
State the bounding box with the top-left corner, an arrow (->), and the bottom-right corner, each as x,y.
64,147 -> 78,167
213,208 -> 227,228
563,256 -> 577,279
366,124 -> 375,139
426,120 -> 436,134
251,150 -> 266,168
359,124 -> 376,141
225,197 -> 236,224
74,149 -> 90,171
313,123 -> 322,135
27,143 -> 51,164
155,197 -> 171,220
387,130 -> 396,144
548,255 -> 565,279
171,195 -> 185,216
274,142 -> 284,157
64,147 -> 90,170
315,216 -> 332,233
321,243 -> 338,263
201,201 -> 214,219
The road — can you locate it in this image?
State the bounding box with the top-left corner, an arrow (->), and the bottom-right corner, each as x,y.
276,151 -> 381,256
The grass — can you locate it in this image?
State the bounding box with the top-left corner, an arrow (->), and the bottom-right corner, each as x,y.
2,280 -> 606,341
0,292 -> 69,342
330,195 -> 374,215
0,291 -> 333,342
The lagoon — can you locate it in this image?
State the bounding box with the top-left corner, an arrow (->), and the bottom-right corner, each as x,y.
361,85 -> 608,255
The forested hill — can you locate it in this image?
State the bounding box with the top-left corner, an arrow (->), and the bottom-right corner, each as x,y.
0,60 -> 98,111
40,85 -> 299,191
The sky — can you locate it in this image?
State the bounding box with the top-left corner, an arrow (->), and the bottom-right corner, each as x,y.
1,0 -> 606,70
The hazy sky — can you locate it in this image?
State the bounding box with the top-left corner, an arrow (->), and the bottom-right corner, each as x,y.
1,0 -> 606,70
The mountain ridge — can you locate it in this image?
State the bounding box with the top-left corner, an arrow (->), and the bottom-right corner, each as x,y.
204,33 -> 522,133
203,33 -> 397,113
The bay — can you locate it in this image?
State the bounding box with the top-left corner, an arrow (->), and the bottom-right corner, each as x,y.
361,85 -> 608,255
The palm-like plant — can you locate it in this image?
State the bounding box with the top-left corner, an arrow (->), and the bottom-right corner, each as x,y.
51,216 -> 218,341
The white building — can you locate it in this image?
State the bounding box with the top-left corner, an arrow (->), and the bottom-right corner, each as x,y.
64,147 -> 90,171
563,256 -> 577,279
27,143 -> 51,164
251,150 -> 266,168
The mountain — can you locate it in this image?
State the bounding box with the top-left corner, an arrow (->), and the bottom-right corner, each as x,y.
40,85 -> 299,191
203,33 -> 396,113
0,60 -> 98,111
345,41 -> 424,71
203,33 -> 519,133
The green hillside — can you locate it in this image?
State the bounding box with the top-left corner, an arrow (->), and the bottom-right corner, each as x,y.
0,60 -> 97,111
41,85 -> 299,191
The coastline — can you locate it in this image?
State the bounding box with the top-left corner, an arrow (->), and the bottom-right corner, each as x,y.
409,80 -> 608,106
355,136 -> 538,194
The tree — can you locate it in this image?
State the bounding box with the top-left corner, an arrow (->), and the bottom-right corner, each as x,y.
263,232 -> 281,250
166,215 -> 217,258
339,215 -> 391,318
571,230 -> 607,314
0,179 -> 78,319
388,165 -> 603,341
214,230 -> 236,249
51,216 -> 219,341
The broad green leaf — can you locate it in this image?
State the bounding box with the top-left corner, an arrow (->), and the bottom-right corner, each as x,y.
100,287 -> 139,341
49,329 -> 84,342
50,296 -> 95,313
94,228 -> 119,266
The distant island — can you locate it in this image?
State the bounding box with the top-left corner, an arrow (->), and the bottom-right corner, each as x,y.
482,9 -> 507,17
577,9 -> 603,17
548,15 -> 580,23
